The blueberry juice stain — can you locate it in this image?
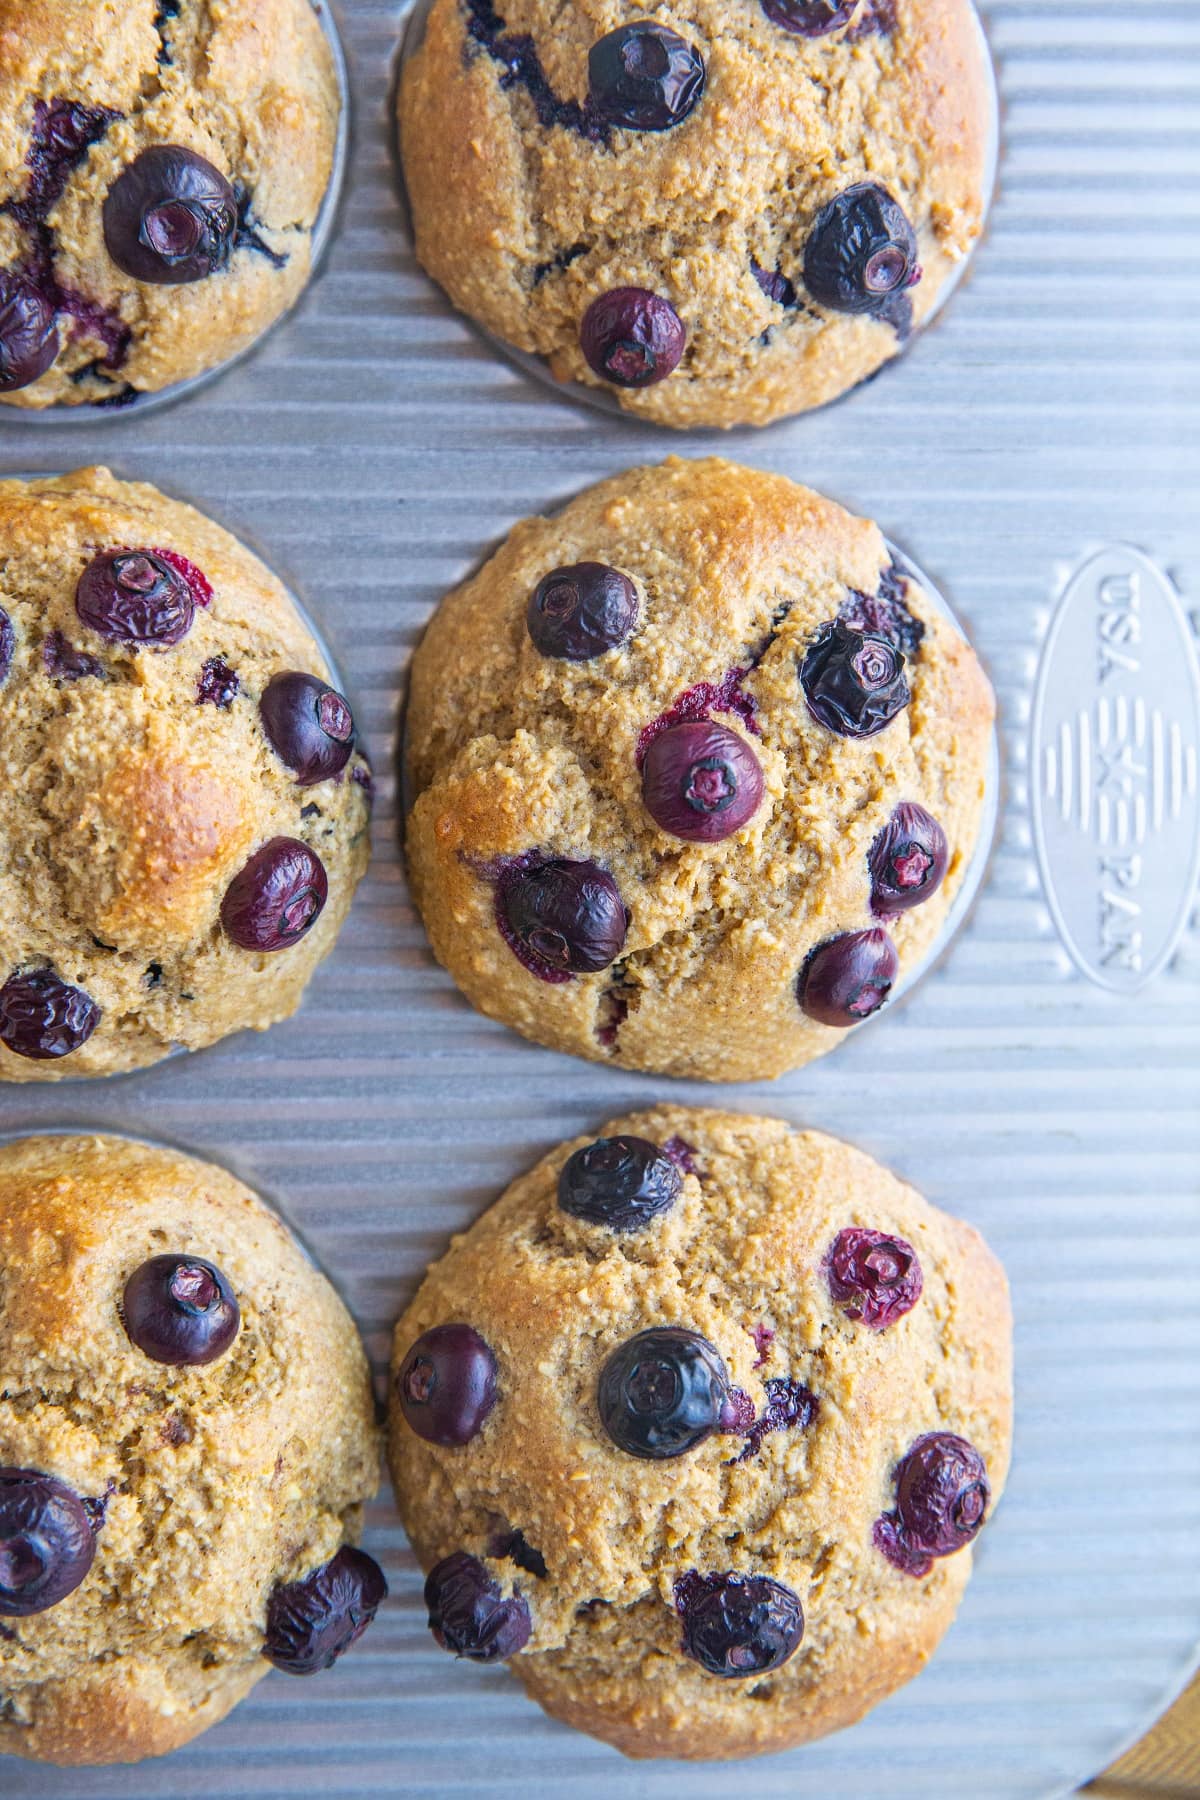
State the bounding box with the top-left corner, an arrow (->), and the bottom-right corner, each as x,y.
464,0 -> 610,142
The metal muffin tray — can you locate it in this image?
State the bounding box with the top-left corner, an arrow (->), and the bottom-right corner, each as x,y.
3,1 -> 1200,1797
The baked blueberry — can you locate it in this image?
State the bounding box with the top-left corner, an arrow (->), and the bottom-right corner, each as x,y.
397,1324 -> 498,1446
196,654 -> 240,709
425,1550 -> 532,1660
264,1547 -> 388,1674
800,618 -> 910,737
0,606 -> 13,685
868,802 -> 948,915
220,838 -> 328,952
0,1469 -> 98,1617
641,720 -> 764,842
875,1432 -> 990,1576
826,1227 -> 922,1329
0,273 -> 59,392
598,1327 -> 731,1459
75,548 -> 196,647
729,1377 -> 819,1465
587,24 -> 705,132
0,968 -> 100,1060
557,1135 -> 681,1232
527,563 -> 637,660
760,0 -> 856,34
803,183 -> 920,315
497,857 -> 627,979
259,671 -> 356,784
580,288 -> 685,388
798,929 -> 898,1027
674,1571 -> 805,1677
103,145 -> 237,285
122,1254 -> 240,1367
840,565 -> 925,657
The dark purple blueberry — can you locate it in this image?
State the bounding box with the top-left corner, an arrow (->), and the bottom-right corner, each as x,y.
840,565 -> 924,658
397,1324 -> 498,1447
803,183 -> 920,315
751,259 -> 797,308
587,24 -> 705,132
498,857 -> 627,979
674,1571 -> 804,1677
43,631 -> 104,682
220,837 -> 328,952
868,803 -> 948,916
196,655 -> 239,709
424,1550 -> 531,1661
580,287 -> 685,388
641,720 -> 764,843
122,1254 -> 240,1367
264,1546 -> 388,1674
0,272 -> 59,392
597,1328 -> 731,1460
875,1432 -> 990,1576
0,1469 -> 97,1617
490,1529 -> 547,1579
760,0 -> 857,34
0,607 -> 13,685
826,1227 -> 923,1329
527,562 -> 638,660
103,145 -> 237,285
75,548 -> 195,647
259,671 -> 356,784
0,969 -> 99,1061
798,929 -> 898,1027
800,618 -> 910,737
558,1135 -> 681,1233
729,1378 -> 819,1464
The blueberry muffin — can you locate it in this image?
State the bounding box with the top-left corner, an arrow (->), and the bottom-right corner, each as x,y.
0,1134 -> 385,1767
0,467 -> 371,1082
398,0 -> 992,428
0,0 -> 339,408
404,458 -> 993,1083
388,1106 -> 1011,1760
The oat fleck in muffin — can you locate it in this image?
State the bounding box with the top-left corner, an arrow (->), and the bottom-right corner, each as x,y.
0,1134 -> 384,1767
398,0 -> 993,427
0,0 -> 339,408
0,468 -> 371,1082
404,458 -> 993,1083
388,1107 -> 1012,1760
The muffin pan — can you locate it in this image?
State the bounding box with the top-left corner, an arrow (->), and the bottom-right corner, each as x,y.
2,0 -> 1200,1795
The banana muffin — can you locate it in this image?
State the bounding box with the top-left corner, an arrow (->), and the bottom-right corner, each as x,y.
404,458 -> 993,1083
0,1134 -> 384,1767
0,467 -> 371,1082
388,1105 -> 1012,1760
0,0 -> 340,408
398,0 -> 993,428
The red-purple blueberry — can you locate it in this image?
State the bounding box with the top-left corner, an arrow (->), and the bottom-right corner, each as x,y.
103,145 -> 237,285
641,720 -> 764,843
0,272 -> 59,392
397,1324 -> 498,1447
674,1571 -> 804,1677
874,1432 -> 990,1576
424,1550 -> 531,1661
527,562 -> 638,660
0,1469 -> 98,1617
587,24 -> 705,132
580,287 -> 685,388
259,671 -> 356,785
798,928 -> 897,1027
76,548 -> 196,647
826,1227 -> 923,1329
557,1135 -> 681,1233
122,1254 -> 240,1367
265,1547 -> 388,1674
0,968 -> 99,1060
220,837 -> 328,952
868,802 -> 948,915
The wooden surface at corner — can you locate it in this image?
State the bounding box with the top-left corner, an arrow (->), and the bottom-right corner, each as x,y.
1086,1672 -> 1200,1798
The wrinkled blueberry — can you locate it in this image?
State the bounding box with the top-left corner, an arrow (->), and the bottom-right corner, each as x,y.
527,562 -> 638,660
196,655 -> 239,709
0,969 -> 99,1060
804,183 -> 920,315
0,272 -> 59,392
760,0 -> 857,34
642,720 -> 764,843
598,1328 -> 731,1460
729,1378 -> 819,1464
588,24 -> 705,132
580,287 -> 685,388
800,618 -> 910,737
76,548 -> 195,647
674,1571 -> 804,1677
840,565 -> 924,658
868,802 -> 948,916
122,1254 -> 240,1367
0,607 -> 12,685
798,929 -> 898,1027
259,671 -> 356,784
424,1550 -> 531,1661
826,1227 -> 922,1329
875,1432 -> 990,1576
221,838 -> 328,952
397,1324 -> 498,1447
103,145 -> 237,285
558,1135 -> 681,1233
497,857 -> 627,979
264,1546 -> 387,1674
751,259 -> 797,308
0,1469 -> 97,1617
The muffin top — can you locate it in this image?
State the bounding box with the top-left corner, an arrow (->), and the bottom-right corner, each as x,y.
398,0 -> 992,427
404,457 -> 993,1083
0,467 -> 371,1082
0,0 -> 339,408
388,1105 -> 1012,1761
0,1134 -> 382,1767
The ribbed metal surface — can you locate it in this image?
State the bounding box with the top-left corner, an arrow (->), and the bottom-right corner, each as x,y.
2,1 -> 1199,1794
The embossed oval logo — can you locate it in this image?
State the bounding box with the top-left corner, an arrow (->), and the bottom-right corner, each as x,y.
1032,546 -> 1200,992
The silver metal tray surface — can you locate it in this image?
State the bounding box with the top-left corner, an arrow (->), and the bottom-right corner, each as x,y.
2,2 -> 1199,1796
